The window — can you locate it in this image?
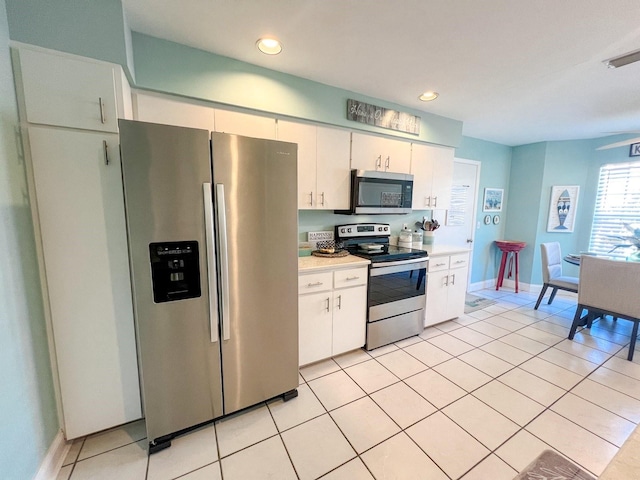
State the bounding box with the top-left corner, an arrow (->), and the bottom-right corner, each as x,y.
589,161 -> 640,259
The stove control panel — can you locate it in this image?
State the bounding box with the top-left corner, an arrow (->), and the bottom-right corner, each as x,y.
336,223 -> 390,239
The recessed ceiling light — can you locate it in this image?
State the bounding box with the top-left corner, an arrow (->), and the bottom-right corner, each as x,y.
418,91 -> 439,102
256,37 -> 282,55
604,49 -> 640,69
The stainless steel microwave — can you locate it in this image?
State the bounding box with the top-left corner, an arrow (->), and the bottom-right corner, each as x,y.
337,170 -> 414,215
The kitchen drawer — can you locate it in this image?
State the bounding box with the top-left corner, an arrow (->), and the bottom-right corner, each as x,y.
449,253 -> 469,269
299,271 -> 333,294
428,256 -> 450,273
334,267 -> 368,289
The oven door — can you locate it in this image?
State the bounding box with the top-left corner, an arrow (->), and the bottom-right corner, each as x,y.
368,258 -> 427,321
352,170 -> 413,214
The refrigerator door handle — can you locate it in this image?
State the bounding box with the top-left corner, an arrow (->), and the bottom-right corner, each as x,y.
203,183 -> 219,343
216,183 -> 231,341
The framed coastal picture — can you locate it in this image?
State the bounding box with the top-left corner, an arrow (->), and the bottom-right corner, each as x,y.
547,185 -> 580,233
482,188 -> 504,212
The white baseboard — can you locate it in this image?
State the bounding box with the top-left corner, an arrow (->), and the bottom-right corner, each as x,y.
469,278 -> 538,293
499,278 -> 534,292
468,279 -> 496,291
34,430 -> 69,480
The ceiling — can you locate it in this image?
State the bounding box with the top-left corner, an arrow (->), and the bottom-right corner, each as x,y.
121,0 -> 640,147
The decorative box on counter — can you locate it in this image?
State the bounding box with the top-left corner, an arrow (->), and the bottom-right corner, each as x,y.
298,242 -> 312,257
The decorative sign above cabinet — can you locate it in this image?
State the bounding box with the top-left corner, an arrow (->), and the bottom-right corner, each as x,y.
347,99 -> 421,135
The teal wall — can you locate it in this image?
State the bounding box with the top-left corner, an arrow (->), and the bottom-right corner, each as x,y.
5,0 -> 133,78
531,140 -> 593,282
454,136 -> 513,284
504,138 -> 635,286
503,143 -> 547,284
0,0 -> 59,478
131,33 -> 462,148
299,210 -> 433,244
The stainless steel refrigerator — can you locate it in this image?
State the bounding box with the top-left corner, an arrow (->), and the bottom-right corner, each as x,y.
118,120 -> 299,453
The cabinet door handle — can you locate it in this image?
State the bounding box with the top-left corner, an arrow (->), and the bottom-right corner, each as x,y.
325,297 -> 330,312
103,140 -> 109,165
433,196 -> 438,207
426,196 -> 432,207
307,281 -> 323,287
385,156 -> 390,170
424,196 -> 429,207
309,191 -> 314,206
99,97 -> 106,124
376,155 -> 382,170
336,295 -> 342,310
320,192 -> 325,206
450,273 -> 456,285
454,260 -> 466,265
443,275 -> 449,286
345,276 -> 360,281
434,262 -> 446,267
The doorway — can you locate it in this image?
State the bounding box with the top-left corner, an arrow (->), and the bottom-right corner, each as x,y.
432,159 -> 480,288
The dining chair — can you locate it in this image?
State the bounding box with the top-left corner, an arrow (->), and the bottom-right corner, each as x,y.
534,242 -> 579,310
568,255 -> 640,361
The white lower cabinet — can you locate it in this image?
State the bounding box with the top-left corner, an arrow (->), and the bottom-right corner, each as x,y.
27,126 -> 142,438
425,252 -> 470,327
298,267 -> 367,366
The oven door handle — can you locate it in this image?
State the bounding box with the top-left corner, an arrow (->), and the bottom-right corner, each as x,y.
370,259 -> 428,276
371,257 -> 428,268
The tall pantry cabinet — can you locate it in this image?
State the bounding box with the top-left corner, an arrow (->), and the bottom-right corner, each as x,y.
11,45 -> 141,439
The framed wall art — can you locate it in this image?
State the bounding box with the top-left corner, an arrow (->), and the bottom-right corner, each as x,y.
547,185 -> 580,233
482,188 -> 504,212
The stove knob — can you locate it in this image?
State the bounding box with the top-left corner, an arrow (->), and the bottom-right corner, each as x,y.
340,228 -> 345,234
348,228 -> 352,233
378,227 -> 382,231
384,226 -> 389,231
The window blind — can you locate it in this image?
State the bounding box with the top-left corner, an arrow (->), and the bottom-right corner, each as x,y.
589,161 -> 640,259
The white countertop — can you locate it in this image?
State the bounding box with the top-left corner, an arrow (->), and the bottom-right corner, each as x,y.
298,254 -> 371,273
412,243 -> 472,257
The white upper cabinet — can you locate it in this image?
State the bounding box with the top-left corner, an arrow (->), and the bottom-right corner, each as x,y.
133,92 -> 215,130
214,109 -> 276,139
15,48 -> 120,133
410,143 -> 454,210
277,120 -> 350,210
278,120 -> 317,208
351,132 -> 411,173
316,126 -> 351,209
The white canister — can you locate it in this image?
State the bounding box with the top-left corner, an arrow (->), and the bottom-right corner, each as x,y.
412,231 -> 423,247
398,230 -> 412,248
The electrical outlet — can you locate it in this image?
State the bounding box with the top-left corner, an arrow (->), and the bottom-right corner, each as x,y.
307,231 -> 334,242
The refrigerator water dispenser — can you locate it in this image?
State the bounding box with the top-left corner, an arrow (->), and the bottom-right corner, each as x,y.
149,241 -> 201,303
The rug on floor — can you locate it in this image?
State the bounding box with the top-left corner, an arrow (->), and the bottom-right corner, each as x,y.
513,449 -> 596,480
464,293 -> 497,313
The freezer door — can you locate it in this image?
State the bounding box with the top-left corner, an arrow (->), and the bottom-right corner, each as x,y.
212,132 -> 299,414
119,120 -> 223,443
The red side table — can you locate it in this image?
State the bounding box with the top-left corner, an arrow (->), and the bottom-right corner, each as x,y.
495,240 -> 527,293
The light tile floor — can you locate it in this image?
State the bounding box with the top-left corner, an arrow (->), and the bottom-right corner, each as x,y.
58,288 -> 640,480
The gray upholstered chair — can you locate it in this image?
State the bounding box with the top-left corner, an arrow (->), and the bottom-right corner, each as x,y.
568,255 -> 640,361
534,242 -> 579,310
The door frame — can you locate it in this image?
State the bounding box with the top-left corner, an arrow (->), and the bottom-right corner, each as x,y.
453,158 -> 481,290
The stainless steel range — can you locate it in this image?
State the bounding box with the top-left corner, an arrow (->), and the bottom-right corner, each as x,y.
336,223 -> 428,350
